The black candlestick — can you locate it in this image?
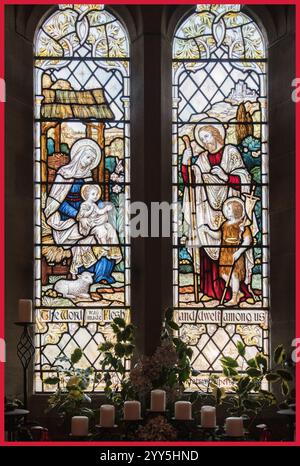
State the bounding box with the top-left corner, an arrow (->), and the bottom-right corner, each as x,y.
15,323 -> 35,409
171,418 -> 196,440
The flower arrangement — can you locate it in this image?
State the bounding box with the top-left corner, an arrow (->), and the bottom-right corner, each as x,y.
97,309 -> 198,410
44,348 -> 94,420
136,416 -> 177,441
130,308 -> 198,402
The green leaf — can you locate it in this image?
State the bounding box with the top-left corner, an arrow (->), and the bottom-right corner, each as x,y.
237,376 -> 251,392
44,377 -> 60,385
278,401 -> 289,410
220,356 -> 239,368
189,391 -> 199,403
165,307 -> 173,321
179,367 -> 190,383
79,408 -> 95,418
117,360 -> 125,375
113,317 -> 126,328
259,390 -> 277,405
276,369 -> 293,382
115,343 -> 126,358
98,342 -> 114,352
237,341 -> 246,357
212,385 -> 225,404
223,366 -> 230,377
124,344 -> 135,356
111,323 -> 119,333
71,348 -> 83,365
243,399 -> 262,410
274,345 -> 286,365
266,373 -> 281,383
167,372 -> 177,387
246,367 -> 262,377
281,380 -> 289,396
247,358 -> 258,368
167,321 -> 180,331
121,327 -> 133,341
186,347 -> 193,358
255,353 -> 268,374
228,367 -> 239,377
173,338 -> 183,347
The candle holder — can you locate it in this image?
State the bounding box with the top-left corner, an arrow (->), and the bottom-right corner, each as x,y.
5,408 -> 30,441
95,424 -> 118,429
171,418 -> 196,441
69,433 -> 93,441
197,425 -> 222,441
146,409 -> 169,419
220,434 -> 247,441
277,408 -> 296,441
220,426 -> 248,442
15,322 -> 35,409
121,418 -> 143,423
120,418 -> 143,441
92,424 -> 119,441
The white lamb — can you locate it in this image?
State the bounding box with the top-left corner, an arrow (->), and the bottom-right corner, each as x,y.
54,271 -> 94,300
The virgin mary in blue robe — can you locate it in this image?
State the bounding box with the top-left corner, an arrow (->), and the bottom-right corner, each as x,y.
44,138 -> 122,284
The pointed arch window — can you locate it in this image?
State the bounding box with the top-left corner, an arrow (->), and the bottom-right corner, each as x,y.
34,4 -> 131,392
172,4 -> 269,389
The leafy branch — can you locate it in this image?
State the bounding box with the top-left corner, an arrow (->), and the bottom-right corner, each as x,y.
218,343 -> 294,429
44,348 -> 94,420
98,317 -> 136,410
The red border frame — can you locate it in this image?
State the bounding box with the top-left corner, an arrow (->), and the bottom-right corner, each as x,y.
0,0 -> 298,448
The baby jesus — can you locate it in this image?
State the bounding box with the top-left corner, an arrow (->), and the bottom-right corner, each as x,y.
200,197 -> 253,306
70,184 -> 121,276
77,184 -> 113,241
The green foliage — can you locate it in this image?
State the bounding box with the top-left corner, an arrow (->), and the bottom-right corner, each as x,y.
237,341 -> 246,357
71,348 -> 83,365
45,348 -> 94,420
163,308 -> 195,397
218,343 -> 294,428
220,356 -> 239,368
98,308 -> 199,412
274,345 -> 286,365
98,317 -> 136,411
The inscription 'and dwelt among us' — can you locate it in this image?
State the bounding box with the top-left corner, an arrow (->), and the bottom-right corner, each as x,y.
176,309 -> 267,325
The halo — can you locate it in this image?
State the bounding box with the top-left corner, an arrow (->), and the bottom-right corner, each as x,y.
194,117 -> 226,149
70,138 -> 102,166
222,196 -> 245,218
81,183 -> 102,201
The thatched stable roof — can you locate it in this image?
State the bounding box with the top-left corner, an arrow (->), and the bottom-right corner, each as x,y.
41,88 -> 114,120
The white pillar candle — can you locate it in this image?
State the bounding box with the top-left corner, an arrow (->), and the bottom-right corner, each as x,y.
18,299 -> 33,323
225,417 -> 244,437
174,401 -> 192,420
201,406 -> 216,428
71,416 -> 89,436
124,401 -> 141,420
100,404 -> 115,427
150,389 -> 166,412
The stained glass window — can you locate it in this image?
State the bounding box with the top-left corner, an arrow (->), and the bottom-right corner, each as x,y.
172,4 -> 268,390
34,4 -> 130,392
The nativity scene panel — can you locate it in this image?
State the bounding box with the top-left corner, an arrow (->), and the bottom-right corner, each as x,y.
33,4 -> 130,392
